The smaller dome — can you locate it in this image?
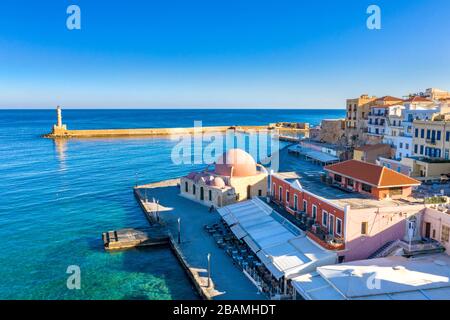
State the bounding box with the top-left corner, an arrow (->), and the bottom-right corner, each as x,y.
212,177 -> 226,188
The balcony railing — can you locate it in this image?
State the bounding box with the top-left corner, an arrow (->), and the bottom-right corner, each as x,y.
307,229 -> 345,251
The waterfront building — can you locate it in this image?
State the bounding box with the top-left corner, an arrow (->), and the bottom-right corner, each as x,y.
382,97 -> 438,160
345,94 -> 378,146
367,96 -> 404,144
291,253 -> 450,300
412,114 -> 450,160
295,140 -> 348,161
180,149 -> 268,208
270,160 -> 423,262
353,143 -> 392,164
423,87 -> 450,101
317,119 -> 346,145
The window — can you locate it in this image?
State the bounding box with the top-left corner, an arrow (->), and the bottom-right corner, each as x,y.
446,131 -> 450,142
294,194 -> 298,211
420,145 -> 424,155
399,142 -> 403,148
209,190 -> 212,201
258,189 -> 262,197
445,149 -> 449,160
185,182 -> 189,192
336,218 -> 342,236
442,225 -> 450,243
414,144 -> 418,154
362,184 -> 372,193
272,183 -> 276,196
322,210 -> 328,227
361,222 -> 368,235
427,129 -> 431,139
312,205 -> 317,221
286,190 -> 290,203
346,178 -> 354,187
193,185 -> 196,195
405,143 -> 409,150
334,174 -> 342,183
421,129 -> 425,139
279,186 -> 283,202
437,131 -> 442,141
389,187 -> 403,196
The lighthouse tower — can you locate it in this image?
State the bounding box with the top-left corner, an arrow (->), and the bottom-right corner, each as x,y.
52,106 -> 67,135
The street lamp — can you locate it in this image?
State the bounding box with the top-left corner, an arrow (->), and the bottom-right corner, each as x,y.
177,218 -> 181,244
156,200 -> 160,222
207,253 -> 211,288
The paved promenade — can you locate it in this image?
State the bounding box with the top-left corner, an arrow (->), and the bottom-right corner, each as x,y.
140,182 -> 264,300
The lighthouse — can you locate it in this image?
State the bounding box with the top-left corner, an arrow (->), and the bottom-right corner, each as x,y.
52,106 -> 67,135
56,106 -> 63,127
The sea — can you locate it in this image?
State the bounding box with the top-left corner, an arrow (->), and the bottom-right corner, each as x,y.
0,109 -> 345,299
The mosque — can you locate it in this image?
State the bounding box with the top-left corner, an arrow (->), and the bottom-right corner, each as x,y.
180,149 -> 269,208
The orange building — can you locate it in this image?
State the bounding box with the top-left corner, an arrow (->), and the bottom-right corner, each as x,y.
324,160 -> 420,200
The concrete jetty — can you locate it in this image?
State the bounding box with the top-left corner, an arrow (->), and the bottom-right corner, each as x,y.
102,227 -> 169,250
43,107 -> 309,139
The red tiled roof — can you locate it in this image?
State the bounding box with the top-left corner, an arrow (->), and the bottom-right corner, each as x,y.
376,96 -> 403,102
324,160 -> 420,188
404,96 -> 433,103
354,144 -> 391,152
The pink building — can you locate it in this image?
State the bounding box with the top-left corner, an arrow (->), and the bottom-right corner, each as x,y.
423,207 -> 450,254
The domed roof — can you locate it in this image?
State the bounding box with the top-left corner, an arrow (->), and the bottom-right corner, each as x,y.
214,149 -> 257,177
212,177 -> 226,188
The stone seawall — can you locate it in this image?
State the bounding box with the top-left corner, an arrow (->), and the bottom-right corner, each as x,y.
44,125 -> 308,139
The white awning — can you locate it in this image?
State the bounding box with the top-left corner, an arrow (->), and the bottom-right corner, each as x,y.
256,251 -> 284,280
243,235 -> 261,253
220,198 -> 337,280
230,224 -> 247,239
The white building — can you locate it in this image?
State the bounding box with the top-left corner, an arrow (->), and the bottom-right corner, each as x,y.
382,98 -> 443,160
292,253 -> 450,300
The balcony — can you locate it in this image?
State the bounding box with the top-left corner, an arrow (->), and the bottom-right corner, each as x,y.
307,228 -> 345,251
426,139 -> 437,145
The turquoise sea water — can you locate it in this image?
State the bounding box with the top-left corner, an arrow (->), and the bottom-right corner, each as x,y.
0,109 -> 345,299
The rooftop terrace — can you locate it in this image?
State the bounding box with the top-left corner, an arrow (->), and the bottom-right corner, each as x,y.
276,150 -> 423,210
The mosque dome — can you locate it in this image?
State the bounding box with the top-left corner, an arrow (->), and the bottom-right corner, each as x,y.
212,177 -> 226,188
214,149 -> 258,177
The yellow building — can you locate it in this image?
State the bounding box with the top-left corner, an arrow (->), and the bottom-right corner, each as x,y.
412,115 -> 450,160
180,149 -> 268,208
345,94 -> 377,130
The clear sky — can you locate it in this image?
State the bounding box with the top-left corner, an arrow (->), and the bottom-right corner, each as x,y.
0,0 -> 449,109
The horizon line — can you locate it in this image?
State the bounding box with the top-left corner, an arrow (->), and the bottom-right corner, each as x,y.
0,106 -> 346,110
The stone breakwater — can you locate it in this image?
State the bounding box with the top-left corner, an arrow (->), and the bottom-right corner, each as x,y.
43,125 -> 308,139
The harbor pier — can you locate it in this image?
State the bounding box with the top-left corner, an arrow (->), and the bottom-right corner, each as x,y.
134,181 -> 264,300
43,107 -> 309,139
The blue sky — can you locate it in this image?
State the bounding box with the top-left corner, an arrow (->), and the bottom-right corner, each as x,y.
0,0 -> 449,109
